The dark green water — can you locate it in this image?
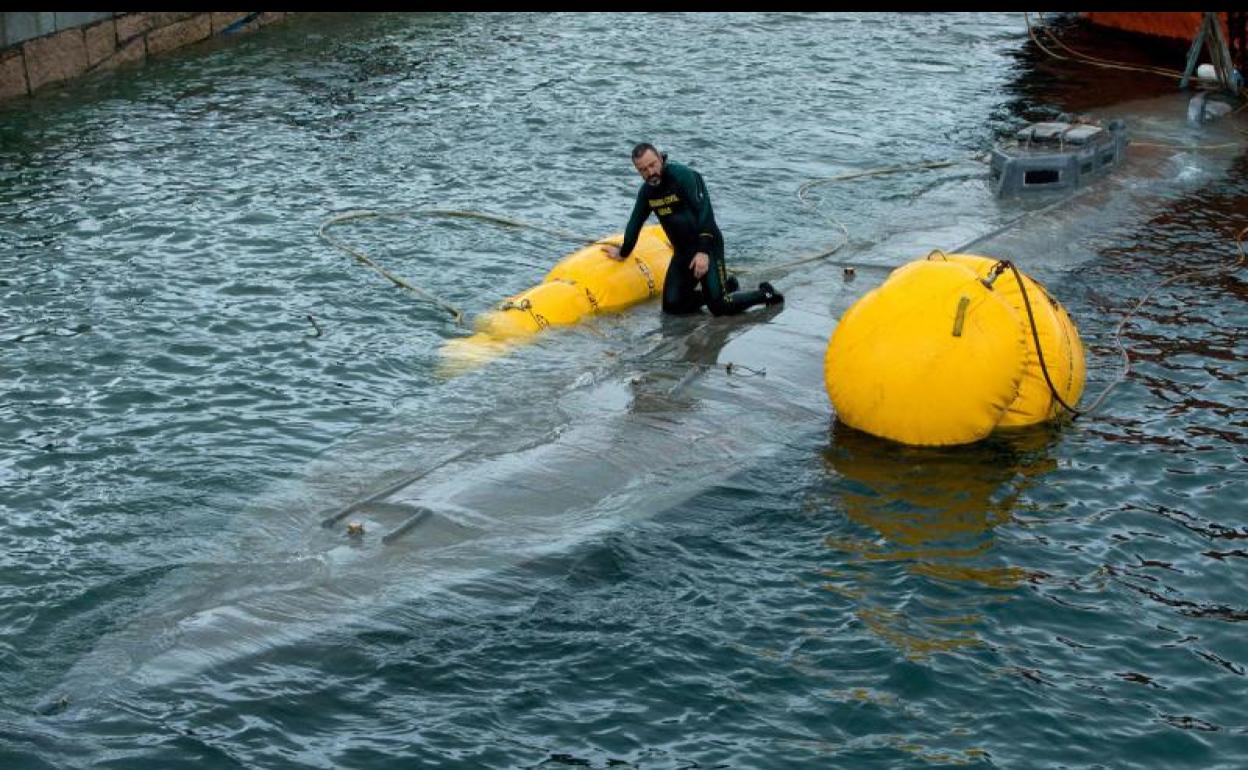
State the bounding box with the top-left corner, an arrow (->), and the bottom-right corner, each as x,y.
2,12 -> 1246,769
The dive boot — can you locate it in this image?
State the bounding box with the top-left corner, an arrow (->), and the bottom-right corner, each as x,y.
759,281 -> 784,305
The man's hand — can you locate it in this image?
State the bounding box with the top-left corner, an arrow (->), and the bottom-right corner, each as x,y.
603,245 -> 625,261
691,252 -> 709,279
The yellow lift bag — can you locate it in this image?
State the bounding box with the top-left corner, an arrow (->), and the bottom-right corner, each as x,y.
440,225 -> 673,372
824,252 -> 1085,446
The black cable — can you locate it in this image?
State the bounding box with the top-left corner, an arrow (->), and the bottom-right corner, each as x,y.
1002,260 -> 1084,418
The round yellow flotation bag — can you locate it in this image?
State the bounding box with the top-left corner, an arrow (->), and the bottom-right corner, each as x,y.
825,259 -> 1028,446
824,253 -> 1084,446
544,225 -> 672,313
936,254 -> 1085,427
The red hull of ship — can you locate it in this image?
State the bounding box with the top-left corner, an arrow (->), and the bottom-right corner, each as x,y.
1082,12 -> 1229,44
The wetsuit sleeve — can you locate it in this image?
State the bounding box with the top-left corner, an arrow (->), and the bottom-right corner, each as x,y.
619,185 -> 650,258
674,165 -> 716,254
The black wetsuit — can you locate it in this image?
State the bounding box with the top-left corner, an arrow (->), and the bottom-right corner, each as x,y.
618,160 -> 770,315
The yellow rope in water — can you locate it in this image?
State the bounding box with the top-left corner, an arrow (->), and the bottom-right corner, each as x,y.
760,159 -> 986,279
795,160 -> 966,200
1079,224 -> 1248,417
734,239 -> 850,279
1024,12 -> 1188,80
319,147 -> 1004,321
318,208 -> 604,326
733,189 -> 850,279
1131,139 -> 1242,150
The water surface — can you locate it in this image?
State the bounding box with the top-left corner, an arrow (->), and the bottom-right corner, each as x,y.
2,12 -> 1246,769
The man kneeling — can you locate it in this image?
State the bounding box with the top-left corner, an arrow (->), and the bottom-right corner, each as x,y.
603,143 -> 783,315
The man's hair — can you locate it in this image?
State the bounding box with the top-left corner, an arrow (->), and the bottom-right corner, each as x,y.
631,142 -> 660,160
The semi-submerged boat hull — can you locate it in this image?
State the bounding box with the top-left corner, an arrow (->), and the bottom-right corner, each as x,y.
34,91 -> 1243,720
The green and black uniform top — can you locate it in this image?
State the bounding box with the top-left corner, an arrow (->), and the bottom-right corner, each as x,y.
618,160 -> 723,260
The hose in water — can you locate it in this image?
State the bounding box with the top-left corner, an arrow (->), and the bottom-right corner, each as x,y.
318,208 -> 604,326
1078,224 -> 1248,418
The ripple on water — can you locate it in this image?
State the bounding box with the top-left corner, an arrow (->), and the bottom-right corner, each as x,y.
1,11 -> 1246,770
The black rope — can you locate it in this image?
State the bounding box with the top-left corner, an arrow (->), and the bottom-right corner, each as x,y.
1000,260 -> 1084,419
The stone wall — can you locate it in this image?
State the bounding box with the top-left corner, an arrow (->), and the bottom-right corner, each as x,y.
0,12 -> 291,103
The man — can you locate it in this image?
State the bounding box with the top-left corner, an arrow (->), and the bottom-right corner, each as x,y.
603,143 -> 783,316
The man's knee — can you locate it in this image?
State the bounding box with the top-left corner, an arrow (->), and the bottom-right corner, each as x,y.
663,294 -> 701,314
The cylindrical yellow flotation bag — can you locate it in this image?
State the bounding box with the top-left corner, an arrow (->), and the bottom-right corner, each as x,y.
544,226 -> 672,313
473,280 -> 594,339
439,225 -> 673,374
824,252 -> 1085,446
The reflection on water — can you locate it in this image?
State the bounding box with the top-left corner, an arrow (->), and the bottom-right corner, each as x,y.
820,422 -> 1059,658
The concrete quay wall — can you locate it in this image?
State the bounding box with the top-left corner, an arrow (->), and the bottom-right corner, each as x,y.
1,12 -> 291,103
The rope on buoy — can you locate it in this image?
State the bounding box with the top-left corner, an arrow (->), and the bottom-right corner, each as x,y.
951,226 -> 1246,423
931,250 -> 1083,421
1000,260 -> 1084,417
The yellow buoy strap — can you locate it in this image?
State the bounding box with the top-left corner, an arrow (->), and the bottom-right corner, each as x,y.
635,258 -> 657,298
951,296 -> 970,337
